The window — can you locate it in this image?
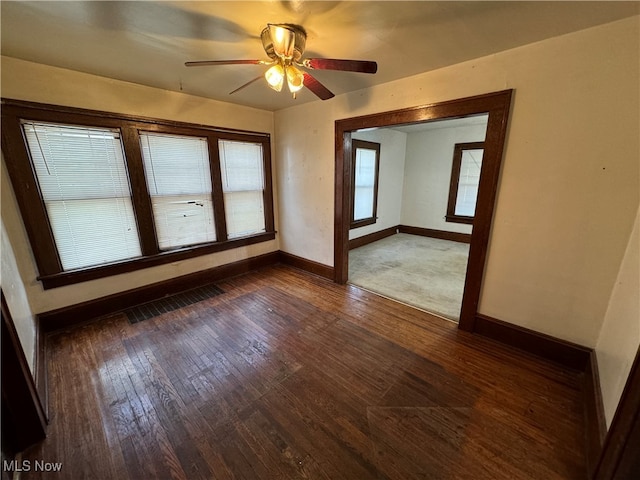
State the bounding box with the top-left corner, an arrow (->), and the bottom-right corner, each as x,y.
22,122 -> 142,270
350,139 -> 381,229
140,132 -> 216,250
1,99 -> 275,289
219,140 -> 266,239
446,142 -> 484,225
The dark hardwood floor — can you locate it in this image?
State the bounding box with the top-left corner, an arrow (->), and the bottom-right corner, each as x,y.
21,265 -> 587,479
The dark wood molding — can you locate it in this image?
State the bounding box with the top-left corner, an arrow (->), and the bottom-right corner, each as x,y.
471,312 -> 614,474
594,346 -> 640,480
38,251 -> 336,332
0,115 -> 62,276
350,139 -> 381,230
121,124 -> 160,256
473,314 -> 591,371
278,251 -> 334,280
446,141 -> 484,225
15,265 -> 593,478
38,252 -> 280,332
39,232 -> 276,290
1,99 -> 276,291
1,292 -> 47,452
349,226 -> 398,250
34,316 -> 49,422
334,90 -> 513,333
1,98 -> 270,138
585,350 -> 607,476
398,225 -> 471,244
445,214 -> 474,225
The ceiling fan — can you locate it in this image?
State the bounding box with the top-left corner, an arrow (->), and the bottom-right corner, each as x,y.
185,23 -> 377,101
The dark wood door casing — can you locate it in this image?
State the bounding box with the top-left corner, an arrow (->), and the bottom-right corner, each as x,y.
1,292 -> 47,453
334,90 -> 513,331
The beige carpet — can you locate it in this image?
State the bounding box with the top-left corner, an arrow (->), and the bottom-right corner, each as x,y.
348,233 -> 469,321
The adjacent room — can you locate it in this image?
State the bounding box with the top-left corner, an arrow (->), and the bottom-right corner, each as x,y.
348,115 -> 488,321
1,2 -> 638,479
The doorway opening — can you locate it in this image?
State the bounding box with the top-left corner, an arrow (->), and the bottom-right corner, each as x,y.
348,115 -> 488,322
334,90 -> 513,331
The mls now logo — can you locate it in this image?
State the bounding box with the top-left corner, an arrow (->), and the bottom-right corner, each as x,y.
3,460 -> 63,472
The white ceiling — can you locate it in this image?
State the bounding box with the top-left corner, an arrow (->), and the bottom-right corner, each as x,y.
2,1 -> 638,111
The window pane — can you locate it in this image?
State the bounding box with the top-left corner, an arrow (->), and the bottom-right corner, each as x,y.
150,196 -> 215,249
140,132 -> 216,250
223,191 -> 265,239
353,148 -> 376,221
454,149 -> 483,217
22,122 -> 141,270
219,140 -> 266,239
47,199 -> 141,270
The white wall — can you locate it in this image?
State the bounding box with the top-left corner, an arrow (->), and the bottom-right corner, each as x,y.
596,206 -> 640,427
0,56 -> 277,315
275,16 -> 639,348
350,129 -> 407,240
1,215 -> 37,374
401,121 -> 487,233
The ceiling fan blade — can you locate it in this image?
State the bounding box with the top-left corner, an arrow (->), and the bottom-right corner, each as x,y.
303,72 -> 334,100
185,60 -> 266,67
229,76 -> 263,95
302,58 -> 377,74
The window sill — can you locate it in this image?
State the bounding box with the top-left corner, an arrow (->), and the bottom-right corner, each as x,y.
445,215 -> 474,225
38,231 -> 276,289
350,218 -> 377,230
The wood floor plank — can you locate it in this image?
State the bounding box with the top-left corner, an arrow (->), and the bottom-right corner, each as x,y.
20,265 -> 587,479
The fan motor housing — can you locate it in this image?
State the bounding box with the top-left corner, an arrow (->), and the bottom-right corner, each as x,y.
261,24 -> 307,62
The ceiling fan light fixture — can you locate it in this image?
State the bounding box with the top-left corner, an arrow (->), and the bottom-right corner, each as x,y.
286,64 -> 304,93
269,24 -> 295,59
265,64 -> 285,92
186,22 -> 376,101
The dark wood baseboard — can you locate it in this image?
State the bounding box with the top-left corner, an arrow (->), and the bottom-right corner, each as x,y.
349,226 -> 398,250
593,346 -> 640,480
472,313 -> 608,478
32,260 -> 624,477
473,314 -> 592,371
585,350 -> 607,476
398,225 -> 471,244
34,316 -> 49,422
278,251 -> 334,280
38,251 -> 280,332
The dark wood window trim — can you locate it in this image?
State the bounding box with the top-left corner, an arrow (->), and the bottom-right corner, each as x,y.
1,99 -> 275,289
350,139 -> 381,229
446,141 -> 485,225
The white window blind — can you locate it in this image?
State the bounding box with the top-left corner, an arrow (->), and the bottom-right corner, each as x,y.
21,122 -> 142,270
353,147 -> 377,221
140,132 -> 216,250
455,148 -> 483,217
218,140 -> 266,239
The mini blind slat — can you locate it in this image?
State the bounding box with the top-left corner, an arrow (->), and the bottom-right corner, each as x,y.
223,191 -> 265,239
140,132 -> 216,250
24,124 -> 132,201
22,122 -> 142,271
140,133 -> 212,196
47,199 -> 141,270
219,140 -> 266,239
219,141 -> 264,191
